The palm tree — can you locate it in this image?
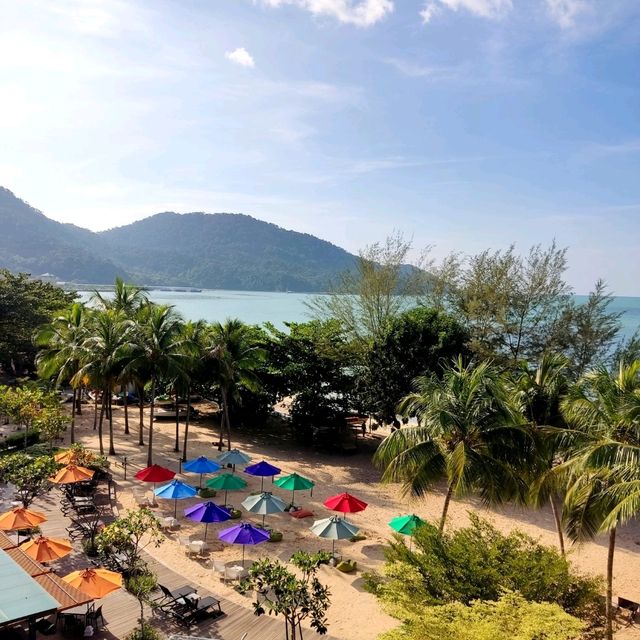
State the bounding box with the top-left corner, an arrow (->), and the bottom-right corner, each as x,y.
561,361 -> 640,640
35,303 -> 88,444
513,353 -> 571,555
374,358 -> 531,532
74,311 -> 135,456
205,319 -> 264,451
129,304 -> 185,466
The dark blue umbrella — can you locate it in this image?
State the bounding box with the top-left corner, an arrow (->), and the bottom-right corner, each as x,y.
183,456 -> 221,487
218,522 -> 270,566
154,479 -> 197,517
184,501 -> 230,540
244,460 -> 281,491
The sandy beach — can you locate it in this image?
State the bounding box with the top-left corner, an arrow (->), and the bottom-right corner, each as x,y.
66,402 -> 640,640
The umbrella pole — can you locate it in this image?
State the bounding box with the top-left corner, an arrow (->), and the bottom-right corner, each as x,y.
205,523 -> 208,541
200,473 -> 203,489
292,489 -> 295,508
260,477 -> 264,491
174,499 -> 177,518
242,544 -> 245,567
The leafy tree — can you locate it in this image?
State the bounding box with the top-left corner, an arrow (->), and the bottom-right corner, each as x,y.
205,318 -> 264,450
359,307 -> 469,425
0,453 -> 59,507
96,508 -> 162,576
244,551 -> 332,640
379,591 -> 584,640
375,359 -> 530,531
0,270 -> 76,375
309,233 -> 426,344
92,277 -> 148,316
560,361 -> 640,640
125,573 -> 158,638
33,405 -> 68,450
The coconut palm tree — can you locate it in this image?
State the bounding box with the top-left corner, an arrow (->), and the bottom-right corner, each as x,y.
374,358 -> 531,532
35,303 -> 88,444
205,319 -> 264,451
513,353 -> 571,555
74,311 -> 136,456
561,361 -> 640,640
129,303 -> 186,466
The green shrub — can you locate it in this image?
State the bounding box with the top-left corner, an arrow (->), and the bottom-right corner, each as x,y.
125,622 -> 162,640
380,591 -> 584,640
198,487 -> 216,498
269,530 -> 283,542
0,430 -> 40,452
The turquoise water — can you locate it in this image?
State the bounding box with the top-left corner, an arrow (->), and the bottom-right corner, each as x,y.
78,290 -> 640,339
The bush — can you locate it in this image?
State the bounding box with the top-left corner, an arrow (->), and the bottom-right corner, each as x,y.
198,487 -> 216,498
125,622 -> 162,640
0,430 -> 40,452
380,591 -> 584,640
269,530 -> 283,542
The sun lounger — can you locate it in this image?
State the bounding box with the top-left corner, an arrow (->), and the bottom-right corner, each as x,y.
617,596 -> 640,625
153,584 -> 197,610
171,594 -> 222,625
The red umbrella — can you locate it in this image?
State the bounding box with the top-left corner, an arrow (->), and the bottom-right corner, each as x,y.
323,492 -> 368,518
134,465 -> 175,483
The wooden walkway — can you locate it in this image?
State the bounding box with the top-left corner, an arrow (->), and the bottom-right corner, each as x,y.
2,482 -> 338,640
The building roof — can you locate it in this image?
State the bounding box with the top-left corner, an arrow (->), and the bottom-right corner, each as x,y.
34,573 -> 93,611
0,531 -> 16,550
0,551 -> 58,625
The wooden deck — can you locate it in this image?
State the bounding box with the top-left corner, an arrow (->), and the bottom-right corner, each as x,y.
1,481 -> 337,640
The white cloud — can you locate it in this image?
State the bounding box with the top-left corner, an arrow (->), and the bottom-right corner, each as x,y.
225,47 -> 256,67
258,0 -> 393,27
545,0 -> 589,28
420,0 -> 511,23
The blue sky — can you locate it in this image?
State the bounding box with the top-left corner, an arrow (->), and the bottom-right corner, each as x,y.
1,0 -> 639,293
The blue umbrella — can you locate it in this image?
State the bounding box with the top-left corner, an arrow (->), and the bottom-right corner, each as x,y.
217,449 -> 252,472
183,456 -> 221,487
154,479 -> 197,517
244,460 -> 281,491
184,501 -> 230,540
218,522 -> 270,566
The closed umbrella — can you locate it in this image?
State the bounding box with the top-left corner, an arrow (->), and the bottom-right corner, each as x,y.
154,479 -> 197,517
63,567 -> 122,598
323,492 -> 368,520
50,464 -> 94,485
184,502 -> 230,540
274,473 -> 314,508
241,492 -> 286,527
218,522 -> 269,566
183,456 -> 221,488
217,449 -> 251,472
244,460 -> 281,491
310,515 -> 359,556
205,473 -> 247,506
20,536 -> 72,563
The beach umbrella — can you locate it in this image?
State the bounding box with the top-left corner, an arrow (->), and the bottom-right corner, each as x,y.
184,501 -> 231,540
0,507 -> 47,545
241,492 -> 287,527
63,568 -> 122,598
244,460 -> 281,491
50,464 -> 94,485
274,473 -> 314,507
134,464 -> 175,484
205,473 -> 247,506
310,515 -> 359,556
183,456 -> 221,488
20,536 -> 72,563
154,479 -> 197,517
217,449 -> 251,472
389,514 -> 426,550
218,522 -> 269,566
323,492 -> 368,519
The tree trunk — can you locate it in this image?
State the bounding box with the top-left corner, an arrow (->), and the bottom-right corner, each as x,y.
70,388 -> 76,444
605,527 -> 616,640
439,483 -> 455,533
147,380 -> 156,467
93,393 -> 98,430
174,390 -> 180,452
222,388 -> 232,451
182,386 -> 191,462
76,388 -> 82,415
138,385 -> 144,446
123,384 -> 129,435
549,495 -> 565,556
108,393 -> 116,456
218,392 -> 226,450
98,391 -> 106,455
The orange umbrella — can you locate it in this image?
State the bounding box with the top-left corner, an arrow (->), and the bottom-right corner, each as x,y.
0,507 -> 47,531
63,568 -> 122,598
50,464 -> 94,484
55,449 -> 95,465
20,536 -> 72,562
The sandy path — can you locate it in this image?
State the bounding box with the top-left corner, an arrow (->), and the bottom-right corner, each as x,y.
66,403 -> 640,639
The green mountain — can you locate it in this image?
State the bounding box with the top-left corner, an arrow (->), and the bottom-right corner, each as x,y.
0,187 -> 356,292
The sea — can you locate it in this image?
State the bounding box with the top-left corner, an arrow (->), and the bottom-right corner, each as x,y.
77,289 -> 640,341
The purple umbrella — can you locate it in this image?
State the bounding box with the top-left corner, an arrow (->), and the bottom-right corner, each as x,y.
184,501 -> 231,541
218,522 -> 270,566
244,460 -> 281,491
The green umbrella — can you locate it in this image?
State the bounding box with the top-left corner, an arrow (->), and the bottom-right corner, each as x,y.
274,473 -> 314,508
206,473 -> 248,506
389,514 -> 426,550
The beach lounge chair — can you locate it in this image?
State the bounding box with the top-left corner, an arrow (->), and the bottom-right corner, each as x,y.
153,584 -> 197,610
617,596 -> 639,625
172,595 -> 222,625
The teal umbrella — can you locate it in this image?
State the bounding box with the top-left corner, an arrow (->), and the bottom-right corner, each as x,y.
274,473 -> 314,508
241,492 -> 286,527
388,514 -> 426,550
206,473 -> 248,506
310,515 -> 359,556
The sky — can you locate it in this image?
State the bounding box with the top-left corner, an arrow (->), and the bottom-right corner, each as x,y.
1,0 -> 639,294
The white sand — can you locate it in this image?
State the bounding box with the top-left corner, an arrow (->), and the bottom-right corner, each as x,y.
67,403 -> 640,639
